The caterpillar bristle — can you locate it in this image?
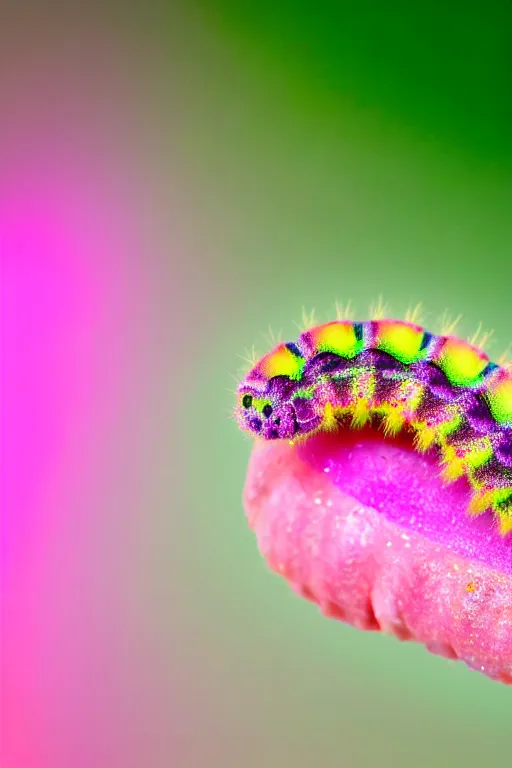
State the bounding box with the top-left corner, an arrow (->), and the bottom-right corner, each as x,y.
335,300 -> 355,321
498,508 -> 512,536
263,325 -> 283,349
440,454 -> 465,482
322,402 -> 339,432
467,488 -> 494,516
468,322 -> 494,351
238,346 -> 260,373
382,410 -> 405,437
350,399 -> 371,428
225,402 -> 239,419
404,302 -> 424,325
438,310 -> 462,336
412,425 -> 436,453
497,345 -> 512,368
369,295 -> 390,321
297,307 -> 318,332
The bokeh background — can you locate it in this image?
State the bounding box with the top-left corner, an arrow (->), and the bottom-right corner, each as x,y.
2,2 -> 512,766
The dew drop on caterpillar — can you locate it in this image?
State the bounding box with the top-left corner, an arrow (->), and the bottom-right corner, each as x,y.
234,307 -> 512,685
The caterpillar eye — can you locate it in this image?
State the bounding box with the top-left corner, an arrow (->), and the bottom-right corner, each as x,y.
262,404 -> 273,418
242,394 -> 253,408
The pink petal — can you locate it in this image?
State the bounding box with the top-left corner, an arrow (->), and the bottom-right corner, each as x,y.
243,428 -> 512,684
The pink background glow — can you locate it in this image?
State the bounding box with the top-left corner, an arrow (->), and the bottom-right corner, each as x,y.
0,23 -> 199,766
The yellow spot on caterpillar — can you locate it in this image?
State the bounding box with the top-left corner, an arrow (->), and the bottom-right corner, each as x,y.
382,408 -> 405,437
312,321 -> 362,358
412,424 -> 436,452
441,437 -> 493,483
467,488 -> 494,516
349,369 -> 375,428
436,338 -> 489,386
498,510 -> 512,536
464,437 -> 494,470
466,580 -> 476,593
440,446 -> 465,482
375,320 -> 426,364
258,344 -> 304,380
485,375 -> 512,424
351,399 -> 371,428
322,402 -> 339,431
435,410 -> 462,440
250,397 -> 272,413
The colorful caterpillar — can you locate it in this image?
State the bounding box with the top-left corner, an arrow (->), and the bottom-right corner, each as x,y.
235,316 -> 512,535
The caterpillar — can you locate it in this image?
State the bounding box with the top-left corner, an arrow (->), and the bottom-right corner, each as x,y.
235,316 -> 512,535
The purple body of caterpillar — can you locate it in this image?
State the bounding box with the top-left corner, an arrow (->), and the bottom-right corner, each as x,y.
234,318 -> 512,534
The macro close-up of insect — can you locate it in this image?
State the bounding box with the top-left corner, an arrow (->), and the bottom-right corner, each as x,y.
235,305 -> 512,686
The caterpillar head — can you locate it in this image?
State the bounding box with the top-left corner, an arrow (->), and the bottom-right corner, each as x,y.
235,342 -> 323,440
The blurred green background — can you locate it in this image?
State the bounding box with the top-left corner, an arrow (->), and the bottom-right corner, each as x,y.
3,1 -> 512,766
